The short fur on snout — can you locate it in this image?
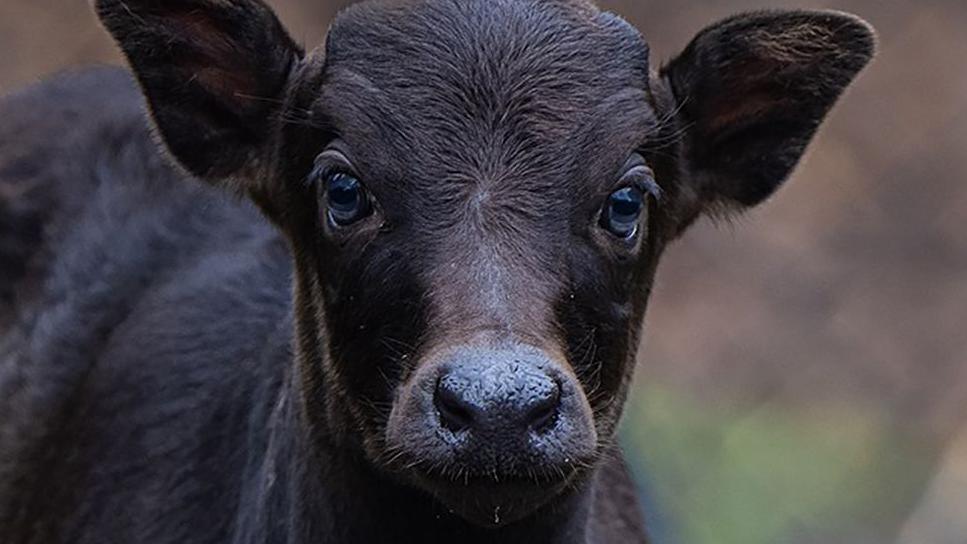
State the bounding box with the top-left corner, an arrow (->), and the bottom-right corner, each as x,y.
0,0 -> 874,542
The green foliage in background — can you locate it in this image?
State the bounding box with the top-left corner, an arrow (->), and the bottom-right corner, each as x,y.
621,386 -> 935,544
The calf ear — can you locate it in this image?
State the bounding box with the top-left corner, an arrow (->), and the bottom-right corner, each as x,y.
662,11 -> 875,208
94,0 -> 303,183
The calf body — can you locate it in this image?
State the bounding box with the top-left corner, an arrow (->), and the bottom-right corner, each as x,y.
0,70 -> 644,542
0,1 -> 873,542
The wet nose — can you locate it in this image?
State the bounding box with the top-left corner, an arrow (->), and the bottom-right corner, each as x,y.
386,343 -> 598,478
433,351 -> 561,439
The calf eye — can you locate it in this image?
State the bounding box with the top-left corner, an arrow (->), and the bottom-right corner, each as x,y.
323,172 -> 371,226
601,187 -> 645,239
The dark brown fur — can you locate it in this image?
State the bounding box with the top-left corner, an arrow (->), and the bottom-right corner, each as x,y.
0,1 -> 874,542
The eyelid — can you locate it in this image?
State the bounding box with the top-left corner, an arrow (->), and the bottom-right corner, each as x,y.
308,148 -> 359,186
620,165 -> 661,201
317,148 -> 353,167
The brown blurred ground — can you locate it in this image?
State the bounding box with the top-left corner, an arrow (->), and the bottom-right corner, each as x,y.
1,0 -> 964,541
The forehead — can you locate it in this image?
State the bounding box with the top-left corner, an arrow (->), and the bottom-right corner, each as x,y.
315,0 -> 654,178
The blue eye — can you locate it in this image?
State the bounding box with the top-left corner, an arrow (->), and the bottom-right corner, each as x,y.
601,187 -> 645,239
324,172 -> 371,226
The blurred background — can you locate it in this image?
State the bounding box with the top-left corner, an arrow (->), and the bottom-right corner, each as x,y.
1,1 -> 963,542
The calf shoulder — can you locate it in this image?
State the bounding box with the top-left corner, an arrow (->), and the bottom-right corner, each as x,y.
0,67 -> 293,543
0,68 -> 649,544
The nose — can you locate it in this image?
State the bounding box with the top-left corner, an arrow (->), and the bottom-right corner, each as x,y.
386,342 -> 597,479
434,359 -> 560,436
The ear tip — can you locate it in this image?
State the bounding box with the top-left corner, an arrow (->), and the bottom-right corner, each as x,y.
816,10 -> 878,62
739,9 -> 879,67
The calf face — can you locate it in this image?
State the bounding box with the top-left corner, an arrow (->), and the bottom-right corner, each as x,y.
95,0 -> 874,527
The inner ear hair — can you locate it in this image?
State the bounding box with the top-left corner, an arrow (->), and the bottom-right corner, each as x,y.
662,10 -> 876,208
95,0 -> 304,183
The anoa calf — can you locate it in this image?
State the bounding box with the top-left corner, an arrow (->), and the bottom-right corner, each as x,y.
0,0 -> 874,542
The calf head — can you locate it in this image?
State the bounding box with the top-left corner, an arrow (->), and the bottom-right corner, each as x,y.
96,0 -> 874,527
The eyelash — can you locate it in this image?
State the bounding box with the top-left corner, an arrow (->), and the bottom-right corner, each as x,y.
310,164 -> 341,187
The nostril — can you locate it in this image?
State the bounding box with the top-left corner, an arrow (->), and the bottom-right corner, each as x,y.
434,378 -> 474,433
526,384 -> 560,433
